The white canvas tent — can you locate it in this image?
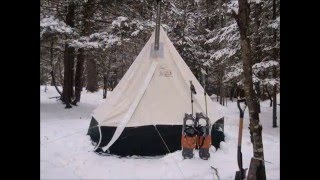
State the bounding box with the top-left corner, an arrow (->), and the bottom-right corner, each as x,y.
87,26 -> 225,156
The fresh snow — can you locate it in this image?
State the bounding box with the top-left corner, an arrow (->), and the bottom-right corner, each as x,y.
205,23 -> 239,45
253,60 -> 279,71
131,30 -> 140,37
40,16 -> 74,38
107,35 -> 121,46
41,86 -> 279,179
248,0 -> 262,3
261,78 -> 280,86
69,33 -> 120,49
201,68 -> 207,75
268,17 -> 280,29
227,0 -> 239,15
112,16 -> 129,28
224,68 -> 243,82
210,47 -> 238,60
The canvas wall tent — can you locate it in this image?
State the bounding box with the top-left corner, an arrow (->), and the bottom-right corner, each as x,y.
87,27 -> 226,156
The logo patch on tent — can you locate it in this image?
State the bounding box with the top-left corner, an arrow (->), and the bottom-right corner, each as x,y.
159,64 -> 172,77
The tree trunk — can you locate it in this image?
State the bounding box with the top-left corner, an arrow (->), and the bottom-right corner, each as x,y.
230,88 -> 233,102
50,72 -> 55,86
70,55 -> 74,97
73,0 -> 96,103
254,82 -> 261,98
272,0 -> 278,128
49,38 -> 62,95
272,85 -> 277,127
252,2 -> 262,114
219,65 -> 224,105
272,0 -> 278,61
50,37 -> 55,87
265,85 -> 272,107
216,92 -> 219,102
86,54 -> 98,92
50,70 -> 62,96
223,88 -> 225,106
219,86 -> 223,105
254,82 -> 261,113
253,2 -> 262,65
223,88 -> 228,106
218,0 -> 226,106
62,44 -> 75,108
103,73 -> 107,99
72,48 -> 85,105
58,57 -> 63,86
233,0 -> 266,179
61,2 -> 75,108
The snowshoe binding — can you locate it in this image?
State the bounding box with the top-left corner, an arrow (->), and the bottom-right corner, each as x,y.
195,112 -> 211,160
181,113 -> 197,159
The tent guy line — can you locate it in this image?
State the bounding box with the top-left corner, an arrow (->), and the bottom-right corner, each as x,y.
40,124 -> 101,146
154,125 -> 187,179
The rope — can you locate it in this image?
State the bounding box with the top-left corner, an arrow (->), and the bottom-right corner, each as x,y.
153,125 -> 186,179
154,125 -> 171,153
40,128 -> 88,146
40,123 -> 100,146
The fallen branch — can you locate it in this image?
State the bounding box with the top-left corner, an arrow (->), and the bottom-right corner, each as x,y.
49,96 -> 61,99
211,166 -> 220,180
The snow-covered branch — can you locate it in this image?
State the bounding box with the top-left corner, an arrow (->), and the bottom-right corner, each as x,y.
69,33 -> 121,49
40,16 -> 75,39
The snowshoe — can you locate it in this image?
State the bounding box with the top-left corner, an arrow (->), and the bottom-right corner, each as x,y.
195,112 -> 211,160
181,113 -> 197,159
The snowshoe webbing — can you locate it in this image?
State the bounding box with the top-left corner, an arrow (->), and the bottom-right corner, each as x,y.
181,113 -> 196,159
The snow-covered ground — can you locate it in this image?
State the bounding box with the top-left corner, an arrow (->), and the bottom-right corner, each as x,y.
40,86 -> 279,179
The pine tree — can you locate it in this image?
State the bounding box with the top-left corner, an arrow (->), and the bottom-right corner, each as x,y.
61,1 -> 76,108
